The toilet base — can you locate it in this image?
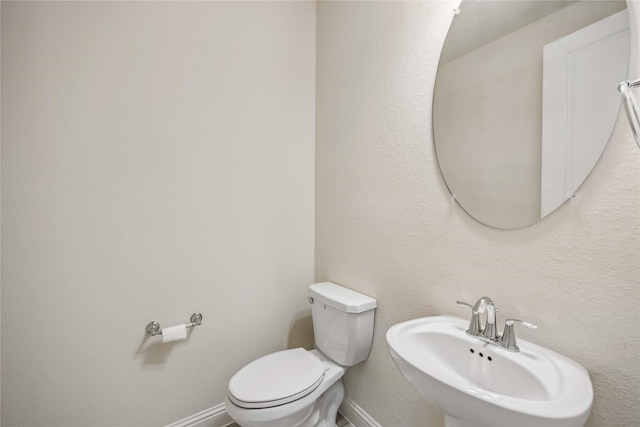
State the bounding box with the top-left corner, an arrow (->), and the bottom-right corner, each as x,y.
310,379 -> 344,427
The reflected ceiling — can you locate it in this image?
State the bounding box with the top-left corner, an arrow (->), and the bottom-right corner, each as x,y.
441,0 -> 579,63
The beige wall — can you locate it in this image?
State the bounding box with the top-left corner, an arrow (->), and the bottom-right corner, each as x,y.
316,1 -> 639,426
1,2 -> 315,426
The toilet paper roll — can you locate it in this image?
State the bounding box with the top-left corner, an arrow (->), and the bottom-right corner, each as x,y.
162,324 -> 187,343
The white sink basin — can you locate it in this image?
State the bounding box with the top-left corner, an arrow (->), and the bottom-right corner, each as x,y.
386,316 -> 593,427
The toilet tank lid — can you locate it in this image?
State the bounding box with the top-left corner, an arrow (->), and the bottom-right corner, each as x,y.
309,282 -> 377,313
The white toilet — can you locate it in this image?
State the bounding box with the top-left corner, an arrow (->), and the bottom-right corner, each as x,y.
225,282 -> 377,427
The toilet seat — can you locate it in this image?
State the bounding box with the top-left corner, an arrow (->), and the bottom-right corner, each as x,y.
228,348 -> 326,409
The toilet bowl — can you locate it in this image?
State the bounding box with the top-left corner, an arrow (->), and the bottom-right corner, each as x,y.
225,349 -> 345,427
225,282 -> 377,427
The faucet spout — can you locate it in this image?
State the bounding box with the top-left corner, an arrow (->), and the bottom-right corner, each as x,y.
473,296 -> 499,341
472,296 -> 492,315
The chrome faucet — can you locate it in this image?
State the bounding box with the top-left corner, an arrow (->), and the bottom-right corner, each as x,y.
456,296 -> 498,341
457,297 -> 538,352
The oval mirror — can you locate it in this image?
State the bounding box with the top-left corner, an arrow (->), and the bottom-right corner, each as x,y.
433,0 -> 630,229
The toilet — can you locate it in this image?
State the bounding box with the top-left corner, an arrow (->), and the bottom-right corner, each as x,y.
225,282 -> 377,427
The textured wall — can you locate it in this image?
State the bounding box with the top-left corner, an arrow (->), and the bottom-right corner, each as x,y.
1,2 -> 315,426
316,1 -> 639,426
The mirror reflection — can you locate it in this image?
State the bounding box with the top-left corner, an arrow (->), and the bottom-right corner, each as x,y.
434,1 -> 629,229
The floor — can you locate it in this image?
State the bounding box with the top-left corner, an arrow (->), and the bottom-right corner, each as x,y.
227,412 -> 354,427
336,412 -> 354,427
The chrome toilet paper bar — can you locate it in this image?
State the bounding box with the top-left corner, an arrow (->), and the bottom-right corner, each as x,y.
145,312 -> 203,336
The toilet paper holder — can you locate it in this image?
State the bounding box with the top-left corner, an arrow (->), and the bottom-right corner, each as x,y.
145,312 -> 203,336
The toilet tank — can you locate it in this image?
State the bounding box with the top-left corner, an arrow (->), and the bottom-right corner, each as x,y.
308,282 -> 377,366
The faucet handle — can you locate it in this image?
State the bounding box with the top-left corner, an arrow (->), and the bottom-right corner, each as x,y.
506,319 -> 537,329
499,319 -> 538,352
456,301 -> 482,336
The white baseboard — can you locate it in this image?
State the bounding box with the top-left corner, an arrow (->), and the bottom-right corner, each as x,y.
166,397 -> 381,427
164,402 -> 234,427
339,397 -> 382,427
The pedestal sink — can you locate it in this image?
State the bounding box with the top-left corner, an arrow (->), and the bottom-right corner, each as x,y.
386,316 -> 593,427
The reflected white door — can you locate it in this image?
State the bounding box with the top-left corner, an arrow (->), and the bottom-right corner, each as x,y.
541,9 -> 630,218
